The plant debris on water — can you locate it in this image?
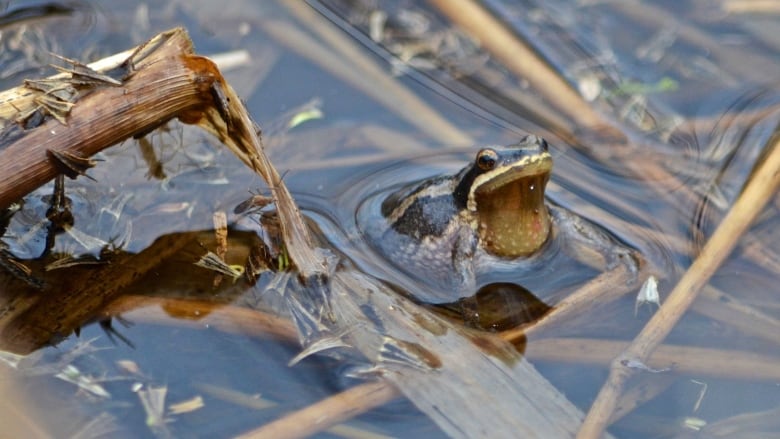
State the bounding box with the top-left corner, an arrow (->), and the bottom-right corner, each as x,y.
0,1 -> 777,438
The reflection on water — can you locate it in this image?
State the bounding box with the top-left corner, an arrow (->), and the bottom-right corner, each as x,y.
0,0 -> 778,437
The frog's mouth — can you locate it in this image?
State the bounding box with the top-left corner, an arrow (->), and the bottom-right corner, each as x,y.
469,152 -> 552,201
470,153 -> 553,257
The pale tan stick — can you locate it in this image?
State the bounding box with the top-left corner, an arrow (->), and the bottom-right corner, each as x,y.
577,138 -> 780,438
236,380 -> 399,439
272,0 -> 473,147
501,263 -> 642,343
526,337 -> 780,381
694,285 -> 780,347
103,295 -> 300,343
742,230 -> 780,276
0,367 -> 50,439
721,0 -> 780,13
427,0 -> 615,133
194,384 -> 394,439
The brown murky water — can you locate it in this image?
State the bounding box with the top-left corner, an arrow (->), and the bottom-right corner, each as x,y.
0,0 -> 778,437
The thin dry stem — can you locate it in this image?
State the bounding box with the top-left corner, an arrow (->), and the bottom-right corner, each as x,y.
427,0 -> 615,134
722,0 -> 780,13
501,263 -> 641,343
577,138 -> 780,438
236,380 -> 399,439
720,0 -> 780,14
694,285 -> 780,347
526,338 -> 780,381
103,295 -> 300,342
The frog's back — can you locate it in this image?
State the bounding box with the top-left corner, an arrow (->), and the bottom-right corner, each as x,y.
372,176 -> 470,295
373,218 -> 466,298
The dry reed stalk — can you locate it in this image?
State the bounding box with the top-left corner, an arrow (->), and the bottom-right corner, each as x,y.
236,380 -> 398,439
103,295 -> 299,342
427,0 -> 615,134
577,138 -> 780,438
501,263 -> 642,343
720,0 -> 780,14
526,337 -> 780,381
721,0 -> 780,13
694,285 -> 780,347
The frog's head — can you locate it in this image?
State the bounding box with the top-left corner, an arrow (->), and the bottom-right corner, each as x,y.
454,135 -> 553,257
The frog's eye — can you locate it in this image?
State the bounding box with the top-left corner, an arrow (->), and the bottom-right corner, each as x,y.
476,149 -> 498,171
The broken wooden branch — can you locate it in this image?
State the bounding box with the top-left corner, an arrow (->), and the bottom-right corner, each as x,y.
0,28 -> 223,209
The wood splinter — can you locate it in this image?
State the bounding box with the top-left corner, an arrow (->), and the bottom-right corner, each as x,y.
46,149 -> 97,180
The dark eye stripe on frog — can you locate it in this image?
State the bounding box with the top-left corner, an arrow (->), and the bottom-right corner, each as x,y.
453,165 -> 481,209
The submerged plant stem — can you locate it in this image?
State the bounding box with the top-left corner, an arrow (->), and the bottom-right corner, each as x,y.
526,337 -> 780,381
427,0 -> 615,135
236,380 -> 399,439
577,136 -> 780,438
501,263 -> 642,342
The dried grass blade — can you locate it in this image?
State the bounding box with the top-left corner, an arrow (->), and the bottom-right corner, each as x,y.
577,137 -> 780,438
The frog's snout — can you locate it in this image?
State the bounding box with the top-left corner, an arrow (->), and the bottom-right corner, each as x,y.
522,134 -> 548,152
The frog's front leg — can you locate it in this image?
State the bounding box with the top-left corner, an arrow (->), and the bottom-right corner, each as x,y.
549,204 -> 641,280
451,224 -> 480,324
